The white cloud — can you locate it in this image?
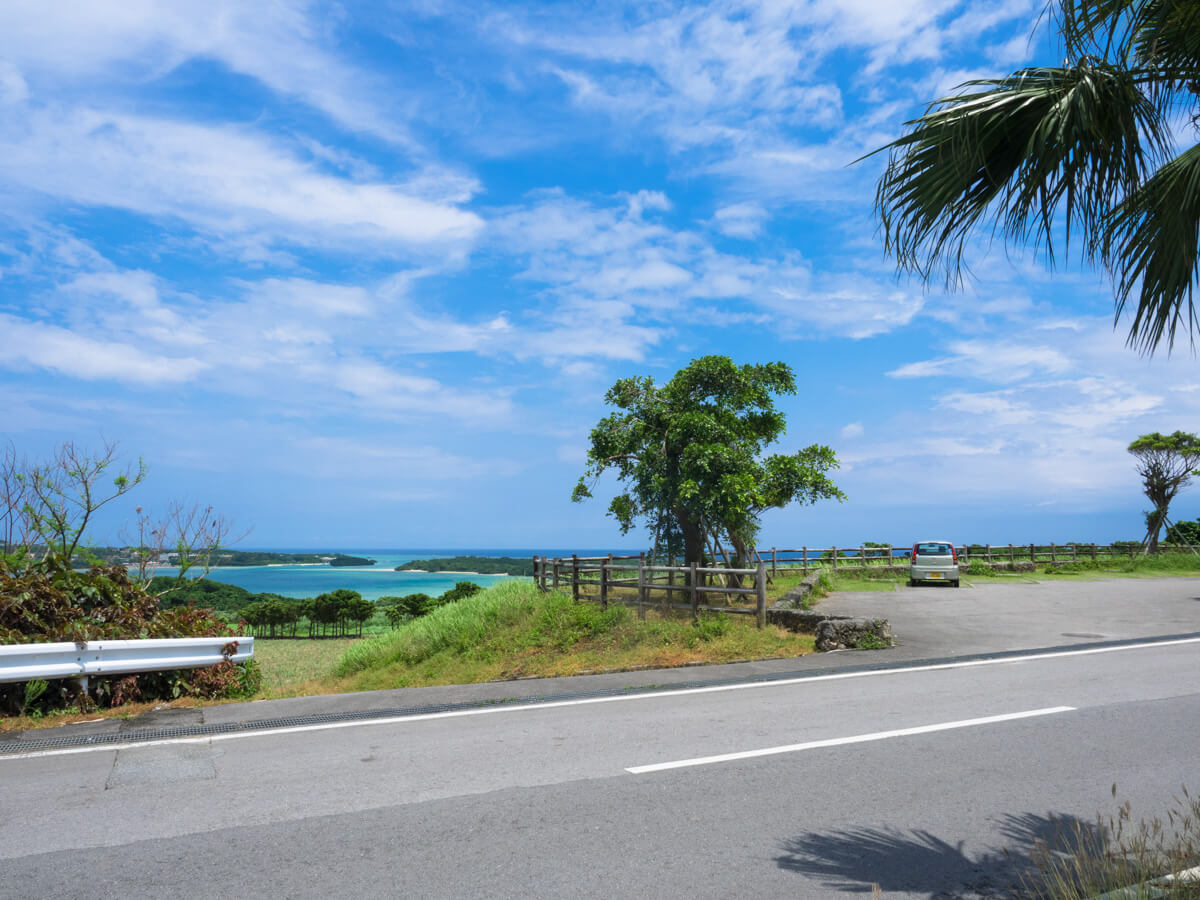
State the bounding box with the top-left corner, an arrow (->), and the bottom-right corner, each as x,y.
0,108 -> 483,258
713,202 -> 768,239
887,340 -> 1073,383
493,189 -> 927,345
840,421 -> 864,439
0,0 -> 410,145
0,313 -> 206,384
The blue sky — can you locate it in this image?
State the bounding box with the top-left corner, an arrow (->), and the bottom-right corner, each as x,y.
2,0 -> 1197,550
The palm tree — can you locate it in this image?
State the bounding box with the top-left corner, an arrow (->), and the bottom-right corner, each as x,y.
867,0 -> 1200,354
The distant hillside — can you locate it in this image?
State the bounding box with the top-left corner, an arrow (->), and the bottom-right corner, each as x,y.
394,556 -> 533,576
329,555 -> 376,567
82,548 -> 372,568
147,576 -> 297,613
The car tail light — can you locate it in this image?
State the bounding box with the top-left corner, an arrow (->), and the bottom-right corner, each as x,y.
951,545 -> 958,562
911,545 -> 918,562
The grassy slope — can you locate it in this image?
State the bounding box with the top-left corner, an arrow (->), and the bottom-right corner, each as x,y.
334,580 -> 814,692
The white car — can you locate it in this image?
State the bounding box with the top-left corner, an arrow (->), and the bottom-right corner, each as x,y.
909,540 -> 960,587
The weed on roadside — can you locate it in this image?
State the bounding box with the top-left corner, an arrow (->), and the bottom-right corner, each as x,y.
1020,785 -> 1200,898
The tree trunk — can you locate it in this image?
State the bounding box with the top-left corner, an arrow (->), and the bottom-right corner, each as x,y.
726,533 -> 749,589
677,508 -> 705,587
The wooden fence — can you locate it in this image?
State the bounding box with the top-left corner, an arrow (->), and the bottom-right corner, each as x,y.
532,554 -> 769,627
534,543 -> 1165,580
531,543 -> 1177,625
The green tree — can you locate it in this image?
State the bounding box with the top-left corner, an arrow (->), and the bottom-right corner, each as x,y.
1166,517 -> 1200,546
3,440 -> 146,567
1128,431 -> 1200,552
572,356 -> 845,570
866,0 -> 1200,354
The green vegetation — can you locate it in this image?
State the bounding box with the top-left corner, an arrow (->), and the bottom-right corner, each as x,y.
395,555 -> 533,576
149,576 -> 267,613
329,554 -> 375,567
867,0 -> 1200,354
0,554 -> 260,715
1167,518 -> 1200,547
335,580 -> 814,690
91,548 -> 339,567
1129,432 -> 1200,553
572,355 -> 844,573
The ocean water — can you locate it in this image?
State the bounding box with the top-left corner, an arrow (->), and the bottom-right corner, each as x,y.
173,548 -> 638,603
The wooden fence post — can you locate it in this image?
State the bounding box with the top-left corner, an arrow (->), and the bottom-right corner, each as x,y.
637,554 -> 646,620
1030,543 -> 1035,563
552,558 -> 560,588
831,546 -> 838,569
532,555 -> 539,588
771,547 -> 777,577
859,545 -> 866,568
802,546 -> 808,573
1091,543 -> 1097,561
571,554 -> 579,602
986,544 -> 992,563
1050,543 -> 1056,563
689,562 -> 698,620
756,561 -> 766,629
599,559 -> 608,609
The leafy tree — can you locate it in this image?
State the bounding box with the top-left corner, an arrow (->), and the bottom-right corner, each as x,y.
866,0 -> 1200,353
572,356 -> 845,571
2,440 -> 146,567
1166,517 -> 1200,547
1128,431 -> 1200,552
344,596 -> 376,636
439,581 -> 483,604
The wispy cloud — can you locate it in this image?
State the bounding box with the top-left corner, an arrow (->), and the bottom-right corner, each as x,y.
0,108 -> 483,259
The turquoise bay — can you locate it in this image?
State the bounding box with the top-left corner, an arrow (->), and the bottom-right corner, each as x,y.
171,548 -> 632,602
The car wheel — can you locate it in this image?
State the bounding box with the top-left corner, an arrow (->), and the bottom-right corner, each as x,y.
952,579 -> 960,588
908,578 -> 917,587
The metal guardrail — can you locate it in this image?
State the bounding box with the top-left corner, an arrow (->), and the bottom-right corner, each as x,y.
0,636 -> 254,687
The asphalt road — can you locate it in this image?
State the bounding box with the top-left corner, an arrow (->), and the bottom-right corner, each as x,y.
3,630 -> 1200,899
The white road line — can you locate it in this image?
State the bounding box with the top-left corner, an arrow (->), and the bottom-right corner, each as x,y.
4,636 -> 1198,761
626,706 -> 1077,774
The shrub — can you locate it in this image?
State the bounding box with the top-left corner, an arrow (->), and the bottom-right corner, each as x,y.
0,554 -> 254,715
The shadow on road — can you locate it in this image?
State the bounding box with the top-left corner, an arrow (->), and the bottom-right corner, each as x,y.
774,811 -> 1103,897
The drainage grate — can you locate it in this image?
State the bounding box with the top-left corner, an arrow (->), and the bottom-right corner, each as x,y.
6,630 -> 1199,755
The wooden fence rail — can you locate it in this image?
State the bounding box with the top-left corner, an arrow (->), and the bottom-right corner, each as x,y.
532,554 -> 768,627
531,542 -> 1171,619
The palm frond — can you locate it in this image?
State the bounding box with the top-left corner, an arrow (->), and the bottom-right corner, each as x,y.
872,61 -> 1168,286
1104,140 -> 1200,352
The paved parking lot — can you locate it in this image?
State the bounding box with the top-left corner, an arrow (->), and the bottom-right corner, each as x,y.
816,575 -> 1200,659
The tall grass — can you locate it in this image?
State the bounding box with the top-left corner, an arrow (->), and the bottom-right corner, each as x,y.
337,580 -> 544,676
334,579 -> 816,688
1022,787 -> 1200,898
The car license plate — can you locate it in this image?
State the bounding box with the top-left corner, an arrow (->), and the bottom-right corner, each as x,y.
928,572 -> 943,579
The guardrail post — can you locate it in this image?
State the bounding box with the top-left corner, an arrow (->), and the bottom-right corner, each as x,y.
756,561 -> 766,629
599,559 -> 608,609
637,554 -> 646,620
689,562 -> 698,620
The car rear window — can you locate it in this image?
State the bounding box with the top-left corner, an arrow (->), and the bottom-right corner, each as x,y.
916,543 -> 953,555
